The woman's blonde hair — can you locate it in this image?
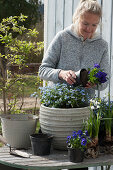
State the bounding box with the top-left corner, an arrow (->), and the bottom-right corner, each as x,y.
73,0 -> 102,24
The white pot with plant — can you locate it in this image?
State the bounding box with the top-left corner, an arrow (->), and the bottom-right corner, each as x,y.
38,83 -> 90,150
0,113 -> 38,149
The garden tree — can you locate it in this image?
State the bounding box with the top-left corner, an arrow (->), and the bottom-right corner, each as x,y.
0,14 -> 44,114
0,0 -> 44,64
0,0 -> 42,28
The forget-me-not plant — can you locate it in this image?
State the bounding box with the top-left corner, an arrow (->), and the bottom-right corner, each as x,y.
32,83 -> 90,108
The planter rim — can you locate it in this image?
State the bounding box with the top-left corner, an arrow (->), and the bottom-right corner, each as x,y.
30,133 -> 53,139
0,114 -> 38,121
40,104 -> 90,111
67,146 -> 82,150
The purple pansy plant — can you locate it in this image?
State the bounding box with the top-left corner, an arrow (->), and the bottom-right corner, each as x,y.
67,130 -> 90,151
88,64 -> 108,85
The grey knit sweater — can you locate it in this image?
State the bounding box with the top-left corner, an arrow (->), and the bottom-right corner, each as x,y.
39,24 -> 110,96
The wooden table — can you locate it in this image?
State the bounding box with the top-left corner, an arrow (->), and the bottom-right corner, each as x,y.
0,146 -> 112,170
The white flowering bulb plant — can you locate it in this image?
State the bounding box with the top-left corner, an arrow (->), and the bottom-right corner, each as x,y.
38,83 -> 90,108
100,95 -> 113,142
85,94 -> 113,145
85,98 -> 101,145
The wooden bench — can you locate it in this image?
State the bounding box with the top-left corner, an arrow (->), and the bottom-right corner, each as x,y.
0,146 -> 112,170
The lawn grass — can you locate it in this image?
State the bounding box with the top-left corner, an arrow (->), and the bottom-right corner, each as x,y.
20,74 -> 40,97
0,74 -> 42,98
9,74 -> 40,97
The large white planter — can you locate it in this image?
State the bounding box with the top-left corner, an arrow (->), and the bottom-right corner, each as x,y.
0,114 -> 38,149
39,104 -> 90,150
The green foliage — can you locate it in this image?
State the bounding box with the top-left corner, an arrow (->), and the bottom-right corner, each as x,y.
0,14 -> 44,114
7,74 -> 38,96
88,67 -> 99,85
0,14 -> 44,66
3,74 -> 39,113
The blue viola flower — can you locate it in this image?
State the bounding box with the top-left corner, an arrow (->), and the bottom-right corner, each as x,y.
72,133 -> 77,139
77,130 -> 83,137
81,138 -> 87,146
94,64 -> 100,68
67,135 -> 71,140
95,71 -> 107,83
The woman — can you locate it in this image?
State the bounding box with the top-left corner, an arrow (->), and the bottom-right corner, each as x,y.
39,0 -> 109,169
39,0 -> 109,95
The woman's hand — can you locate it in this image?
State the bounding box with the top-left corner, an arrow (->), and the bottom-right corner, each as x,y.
59,70 -> 76,85
85,81 -> 96,88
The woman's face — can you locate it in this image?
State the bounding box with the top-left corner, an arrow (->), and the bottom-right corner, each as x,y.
78,12 -> 100,40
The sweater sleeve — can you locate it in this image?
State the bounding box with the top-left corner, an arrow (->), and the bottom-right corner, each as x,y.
39,31 -> 62,83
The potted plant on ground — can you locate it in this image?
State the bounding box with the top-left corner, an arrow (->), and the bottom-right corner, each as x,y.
0,14 -> 43,148
66,130 -> 90,163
